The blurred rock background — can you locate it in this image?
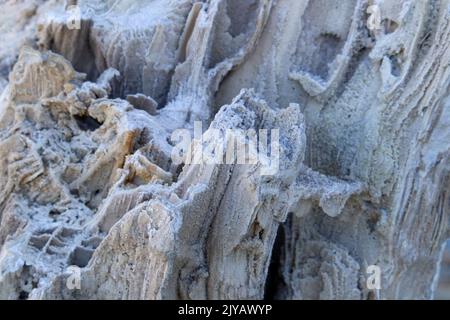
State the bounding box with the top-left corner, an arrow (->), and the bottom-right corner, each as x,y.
436,241 -> 450,300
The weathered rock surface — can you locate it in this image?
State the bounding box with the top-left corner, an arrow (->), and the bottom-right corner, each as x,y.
0,0 -> 449,300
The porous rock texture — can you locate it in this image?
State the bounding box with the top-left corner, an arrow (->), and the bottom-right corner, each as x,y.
0,0 -> 449,300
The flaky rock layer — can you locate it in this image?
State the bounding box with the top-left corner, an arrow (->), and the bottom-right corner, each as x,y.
0,0 -> 449,300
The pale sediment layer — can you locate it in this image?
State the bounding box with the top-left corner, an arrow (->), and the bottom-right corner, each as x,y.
0,0 -> 449,300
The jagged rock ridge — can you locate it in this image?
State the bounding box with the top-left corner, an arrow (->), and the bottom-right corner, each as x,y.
0,0 -> 449,300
